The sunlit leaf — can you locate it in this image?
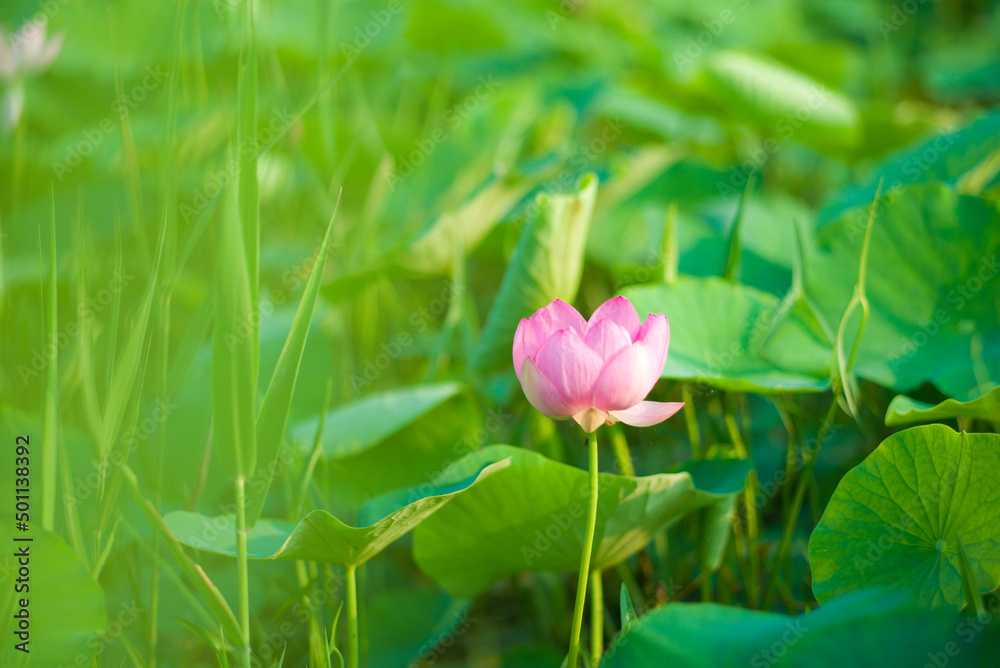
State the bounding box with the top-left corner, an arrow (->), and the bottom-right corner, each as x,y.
247,212 -> 337,526
413,446 -> 750,596
625,276 -> 831,393
289,382 -> 464,460
599,588 -> 996,668
400,175 -> 536,275
698,50 -> 860,150
0,528 -> 107,665
809,184 -> 1000,400
821,111 -> 1000,223
165,459 -> 508,568
809,425 -> 1000,607
473,173 -> 598,371
886,386 -> 1000,427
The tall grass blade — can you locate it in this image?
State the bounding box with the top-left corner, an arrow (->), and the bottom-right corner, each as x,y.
237,0 -> 260,376
119,463 -> 244,645
74,191 -> 102,439
41,201 -> 58,531
247,202 -> 339,525
212,167 -> 258,480
723,174 -> 755,282
99,220 -> 167,463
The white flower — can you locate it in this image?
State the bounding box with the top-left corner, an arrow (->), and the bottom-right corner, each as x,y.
0,23 -> 64,79
0,23 -> 63,131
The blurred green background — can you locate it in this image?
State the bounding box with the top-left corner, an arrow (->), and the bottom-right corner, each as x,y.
1,0 -> 999,665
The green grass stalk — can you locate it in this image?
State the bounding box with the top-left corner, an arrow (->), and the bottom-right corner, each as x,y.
235,477 -> 252,668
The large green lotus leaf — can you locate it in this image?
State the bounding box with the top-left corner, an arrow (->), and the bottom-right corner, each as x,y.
625,276 -> 831,393
821,111 -> 1000,224
0,421 -> 108,665
472,173 -> 597,371
886,386 -> 1000,427
587,189 -> 813,296
599,588 -> 996,668
698,50 -> 860,150
319,391 -> 486,510
591,86 -> 726,145
809,183 -> 1000,399
809,425 -> 1000,607
0,528 -> 107,666
413,445 -> 750,597
165,459 -> 508,568
289,382 -> 464,460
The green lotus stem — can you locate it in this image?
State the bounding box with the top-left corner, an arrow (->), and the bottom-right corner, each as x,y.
682,385 -> 701,459
723,403 -> 760,609
609,426 -> 635,477
700,569 -> 713,602
763,395 -> 839,610
235,477 -> 252,668
346,564 -> 359,668
590,569 -> 604,663
567,430 -> 600,667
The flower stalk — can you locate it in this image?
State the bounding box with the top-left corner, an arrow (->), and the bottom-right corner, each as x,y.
346,564 -> 359,668
567,430 -> 601,667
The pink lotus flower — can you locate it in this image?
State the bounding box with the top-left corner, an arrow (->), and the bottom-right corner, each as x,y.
513,296 -> 683,433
